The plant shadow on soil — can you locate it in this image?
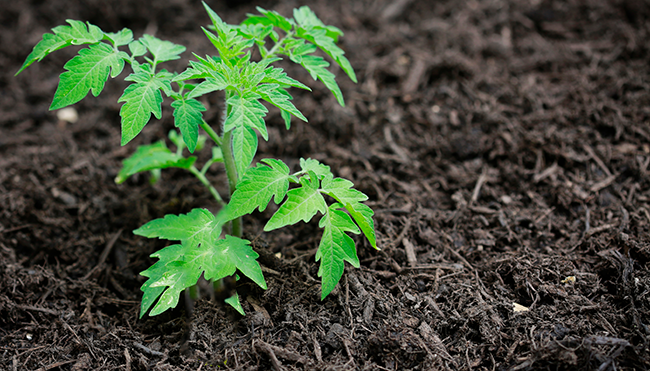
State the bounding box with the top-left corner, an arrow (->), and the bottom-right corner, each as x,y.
2,0 -> 650,370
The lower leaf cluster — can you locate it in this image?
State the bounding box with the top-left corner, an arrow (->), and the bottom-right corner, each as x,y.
136,157 -> 377,317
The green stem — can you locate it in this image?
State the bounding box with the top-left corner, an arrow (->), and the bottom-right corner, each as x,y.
189,166 -> 225,206
200,120 -> 222,146
200,160 -> 213,176
221,129 -> 242,237
219,90 -> 243,237
263,31 -> 294,60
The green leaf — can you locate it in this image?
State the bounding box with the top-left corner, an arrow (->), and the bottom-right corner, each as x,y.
299,158 -> 331,179
137,209 -> 265,317
246,7 -> 293,31
280,109 -> 292,130
264,171 -> 327,231
202,1 -> 232,36
134,208 -> 219,245
293,6 -> 343,41
57,19 -> 105,45
128,40 -> 147,57
224,159 -> 291,221
211,146 -> 224,162
316,205 -> 361,299
118,71 -> 172,145
187,74 -> 229,99
292,7 -> 356,83
345,202 -> 377,250
224,292 -> 245,315
139,244 -> 198,317
239,61 -> 267,90
320,174 -> 377,249
147,260 -> 202,316
50,43 -> 128,110
290,40 -> 318,57
225,92 -> 269,140
202,26 -> 254,62
237,23 -> 274,43
294,55 -> 345,106
231,126 -> 258,179
262,66 -> 311,90
115,141 -> 196,184
320,175 -> 367,204
174,57 -> 227,82
104,29 -> 133,47
191,235 -> 266,290
168,129 -> 185,151
296,27 -> 356,83
171,98 -> 206,153
17,20 -> 104,75
256,84 -> 307,122
139,34 -> 186,63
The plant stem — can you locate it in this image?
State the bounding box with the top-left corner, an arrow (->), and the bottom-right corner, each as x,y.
200,120 -> 222,146
217,90 -> 243,237
189,166 -> 225,206
221,128 -> 242,237
263,31 -> 294,60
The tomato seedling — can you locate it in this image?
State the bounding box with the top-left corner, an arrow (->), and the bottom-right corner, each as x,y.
18,3 -> 378,317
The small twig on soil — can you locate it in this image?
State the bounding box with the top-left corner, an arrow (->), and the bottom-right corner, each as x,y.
533,163 -> 559,183
441,236 -> 474,272
403,238 -> 418,267
590,174 -> 617,193
534,207 -> 555,225
399,263 -> 464,271
83,229 -> 123,280
380,250 -> 403,274
620,206 -> 629,231
468,205 -> 498,214
641,156 -> 650,176
626,183 -> 638,205
401,55 -> 428,96
344,276 -> 353,327
133,342 -> 166,358
381,0 -> 414,21
124,348 -> 132,371
312,335 -> 322,363
35,360 -> 76,371
254,340 -> 286,371
586,223 -> 617,238
470,167 -> 488,206
423,295 -> 446,319
0,224 -> 32,234
384,217 -> 413,250
583,143 -> 612,177
15,304 -> 59,316
383,125 -> 410,163
642,208 -> 650,224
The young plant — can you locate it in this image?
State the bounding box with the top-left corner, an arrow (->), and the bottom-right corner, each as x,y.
17,3 -> 377,317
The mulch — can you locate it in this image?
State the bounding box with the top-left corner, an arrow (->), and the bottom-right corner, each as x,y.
2,0 -> 650,370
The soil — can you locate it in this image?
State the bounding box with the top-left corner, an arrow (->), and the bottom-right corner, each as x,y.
2,0 -> 650,370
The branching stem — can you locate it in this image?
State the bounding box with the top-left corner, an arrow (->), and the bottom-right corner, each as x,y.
189,166 -> 225,206
263,31 -> 294,60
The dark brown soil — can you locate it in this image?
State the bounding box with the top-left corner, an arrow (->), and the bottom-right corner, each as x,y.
2,0 -> 650,370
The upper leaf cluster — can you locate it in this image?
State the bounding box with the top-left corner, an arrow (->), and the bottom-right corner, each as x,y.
18,3 -> 356,179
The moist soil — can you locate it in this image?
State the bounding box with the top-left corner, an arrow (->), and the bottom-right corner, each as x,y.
2,0 -> 650,370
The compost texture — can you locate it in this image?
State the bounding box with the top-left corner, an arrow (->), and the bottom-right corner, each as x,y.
2,0 -> 650,370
